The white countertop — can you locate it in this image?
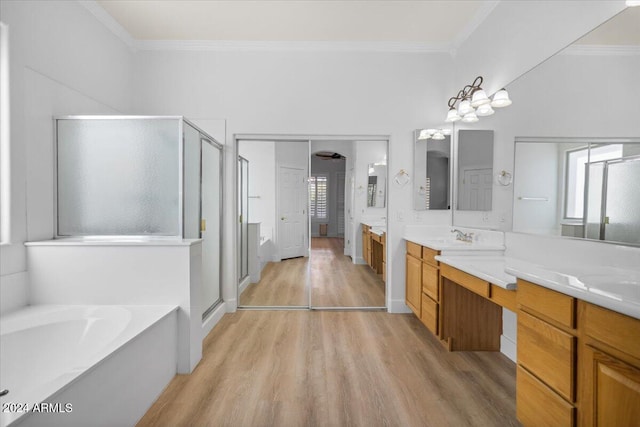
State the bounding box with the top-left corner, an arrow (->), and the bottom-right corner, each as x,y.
370,227 -> 386,236
405,235 -> 505,252
436,255 -> 517,290
25,238 -> 202,246
505,259 -> 640,320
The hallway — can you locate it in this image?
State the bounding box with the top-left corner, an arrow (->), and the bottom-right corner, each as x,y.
240,237 -> 385,308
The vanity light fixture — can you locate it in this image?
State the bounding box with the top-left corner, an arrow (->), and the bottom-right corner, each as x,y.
445,76 -> 512,123
417,128 -> 451,140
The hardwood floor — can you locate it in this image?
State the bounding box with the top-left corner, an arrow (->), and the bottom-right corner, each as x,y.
239,237 -> 385,307
138,310 -> 519,427
240,256 -> 309,306
310,237 -> 385,307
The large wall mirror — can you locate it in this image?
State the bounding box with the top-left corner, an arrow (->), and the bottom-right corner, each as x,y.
452,6 -> 640,246
367,162 -> 387,208
456,130 -> 493,211
413,128 -> 451,210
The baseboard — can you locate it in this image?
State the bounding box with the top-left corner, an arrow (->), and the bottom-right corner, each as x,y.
388,299 -> 412,314
355,256 -> 367,265
500,335 -> 517,363
202,302 -> 226,339
238,276 -> 251,296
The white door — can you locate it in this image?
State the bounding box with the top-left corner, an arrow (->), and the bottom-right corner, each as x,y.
278,166 -> 307,259
461,168 -> 493,210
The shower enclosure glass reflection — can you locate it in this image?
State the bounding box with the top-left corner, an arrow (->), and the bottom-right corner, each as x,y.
55,116 -> 224,318
238,156 -> 249,281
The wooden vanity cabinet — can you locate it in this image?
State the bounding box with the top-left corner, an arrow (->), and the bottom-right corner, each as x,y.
579,301 -> 640,427
405,241 -> 441,334
362,224 -> 371,265
517,279 -> 640,427
517,279 -> 577,426
405,242 -> 422,317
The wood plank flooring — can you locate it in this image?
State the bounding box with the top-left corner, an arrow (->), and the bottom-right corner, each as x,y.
240,237 -> 385,307
138,310 -> 519,427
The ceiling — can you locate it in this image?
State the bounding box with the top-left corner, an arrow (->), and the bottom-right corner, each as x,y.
94,1 -> 639,50
96,0 -> 490,45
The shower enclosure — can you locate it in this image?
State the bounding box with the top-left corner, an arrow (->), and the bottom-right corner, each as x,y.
55,116 -> 224,318
585,155 -> 640,245
238,156 -> 249,282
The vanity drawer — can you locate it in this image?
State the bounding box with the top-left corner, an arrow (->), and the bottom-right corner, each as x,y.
440,264 -> 489,298
420,293 -> 438,335
584,302 -> 640,360
422,262 -> 439,301
518,311 -> 576,402
421,247 -> 439,267
490,284 -> 517,312
517,366 -> 575,427
406,241 -> 422,259
518,279 -> 576,330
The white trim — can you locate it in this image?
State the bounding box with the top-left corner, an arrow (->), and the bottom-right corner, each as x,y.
561,44 -> 640,56
77,0 -> 137,51
201,302 -> 226,339
450,1 -> 500,56
500,335 -> 517,362
388,299 -> 412,314
134,39 -> 450,53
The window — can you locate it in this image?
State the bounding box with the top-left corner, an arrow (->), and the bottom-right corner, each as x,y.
0,22 -> 9,244
565,144 -> 623,219
309,175 -> 327,219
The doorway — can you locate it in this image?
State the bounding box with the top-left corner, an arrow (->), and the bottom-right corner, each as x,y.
236,135 -> 388,310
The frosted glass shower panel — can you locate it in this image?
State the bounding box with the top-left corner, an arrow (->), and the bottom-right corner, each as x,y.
604,158 -> 640,244
57,118 -> 181,236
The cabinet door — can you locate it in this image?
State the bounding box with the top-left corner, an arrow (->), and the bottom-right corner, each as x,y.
591,350 -> 640,426
405,254 -> 422,316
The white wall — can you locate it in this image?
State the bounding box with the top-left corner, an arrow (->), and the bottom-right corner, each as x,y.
0,0 -> 134,314
238,140 -> 276,242
453,1 -> 625,96
133,49 -> 453,311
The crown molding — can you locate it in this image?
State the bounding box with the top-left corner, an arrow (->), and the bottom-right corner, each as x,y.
450,0 -> 500,56
561,44 -> 640,56
77,0 -> 137,52
134,40 -> 451,53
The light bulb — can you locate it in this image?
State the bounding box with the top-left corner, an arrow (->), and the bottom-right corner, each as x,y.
432,132 -> 445,140
476,103 -> 495,117
458,99 -> 474,116
461,112 -> 479,123
491,88 -> 512,108
470,89 -> 490,107
418,129 -> 430,140
442,128 -> 452,136
445,108 -> 461,122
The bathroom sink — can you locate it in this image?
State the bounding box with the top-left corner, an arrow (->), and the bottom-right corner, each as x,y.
580,274 -> 640,300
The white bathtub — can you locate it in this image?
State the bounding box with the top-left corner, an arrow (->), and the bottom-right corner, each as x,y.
0,305 -> 178,427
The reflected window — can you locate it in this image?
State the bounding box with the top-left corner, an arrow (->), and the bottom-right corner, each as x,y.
309,175 -> 327,219
565,144 -> 623,219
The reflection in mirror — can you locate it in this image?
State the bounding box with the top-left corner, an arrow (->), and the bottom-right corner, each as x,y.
456,130 -> 494,211
367,163 -> 386,208
414,129 -> 451,210
514,140 -> 640,245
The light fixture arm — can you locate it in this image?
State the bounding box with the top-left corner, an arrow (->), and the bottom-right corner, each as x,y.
447,76 -> 484,109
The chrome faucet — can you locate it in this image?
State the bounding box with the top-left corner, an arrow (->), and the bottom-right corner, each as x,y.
451,229 -> 474,243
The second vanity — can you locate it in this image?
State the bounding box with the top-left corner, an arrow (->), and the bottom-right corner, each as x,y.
404,227 -> 640,426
